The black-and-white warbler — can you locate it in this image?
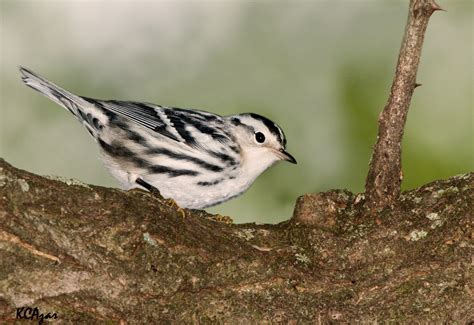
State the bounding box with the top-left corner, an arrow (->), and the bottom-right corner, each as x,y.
19,67 -> 296,209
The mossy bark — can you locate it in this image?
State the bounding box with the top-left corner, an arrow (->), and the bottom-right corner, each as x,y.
0,159 -> 472,323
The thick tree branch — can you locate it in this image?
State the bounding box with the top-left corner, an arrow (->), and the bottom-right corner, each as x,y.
0,159 -> 472,322
365,0 -> 443,209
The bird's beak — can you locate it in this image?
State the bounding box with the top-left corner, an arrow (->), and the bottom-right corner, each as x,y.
276,148 -> 297,164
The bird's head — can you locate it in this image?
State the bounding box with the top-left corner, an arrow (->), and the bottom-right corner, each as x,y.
227,113 -> 296,174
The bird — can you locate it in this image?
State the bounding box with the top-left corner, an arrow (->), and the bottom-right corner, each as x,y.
19,66 -> 296,209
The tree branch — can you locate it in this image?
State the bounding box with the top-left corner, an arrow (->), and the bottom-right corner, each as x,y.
365,0 -> 443,209
1,159 -> 472,322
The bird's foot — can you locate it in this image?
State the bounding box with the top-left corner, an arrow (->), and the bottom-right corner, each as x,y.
163,198 -> 186,218
135,178 -> 164,199
135,178 -> 186,218
185,210 -> 233,223
206,213 -> 233,224
163,197 -> 181,209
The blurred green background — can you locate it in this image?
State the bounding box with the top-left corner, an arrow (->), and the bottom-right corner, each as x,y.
1,0 -> 472,224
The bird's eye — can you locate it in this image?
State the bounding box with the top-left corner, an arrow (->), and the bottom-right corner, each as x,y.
255,132 -> 265,143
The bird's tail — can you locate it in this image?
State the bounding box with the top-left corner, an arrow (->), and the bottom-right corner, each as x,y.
19,66 -> 106,138
19,66 -> 91,117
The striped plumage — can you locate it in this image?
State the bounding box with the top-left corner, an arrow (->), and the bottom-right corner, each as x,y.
19,67 -> 296,209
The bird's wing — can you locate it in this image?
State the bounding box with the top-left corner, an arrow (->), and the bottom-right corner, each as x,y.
83,98 -> 235,149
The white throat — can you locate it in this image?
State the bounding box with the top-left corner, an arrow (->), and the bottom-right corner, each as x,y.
239,147 -> 279,185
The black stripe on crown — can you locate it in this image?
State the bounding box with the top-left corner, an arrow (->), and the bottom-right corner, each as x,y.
248,113 -> 286,147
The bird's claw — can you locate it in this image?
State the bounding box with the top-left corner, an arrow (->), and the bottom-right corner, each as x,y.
135,178 -> 164,199
161,198 -> 186,218
206,213 -> 233,224
135,178 -> 185,217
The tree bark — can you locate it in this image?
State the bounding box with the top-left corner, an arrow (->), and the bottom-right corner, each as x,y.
365,0 -> 443,209
0,159 -> 472,323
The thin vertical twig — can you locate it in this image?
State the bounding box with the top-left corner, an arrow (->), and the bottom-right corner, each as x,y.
365,0 -> 443,210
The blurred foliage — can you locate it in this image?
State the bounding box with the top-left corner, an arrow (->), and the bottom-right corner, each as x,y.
1,0 -> 472,223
